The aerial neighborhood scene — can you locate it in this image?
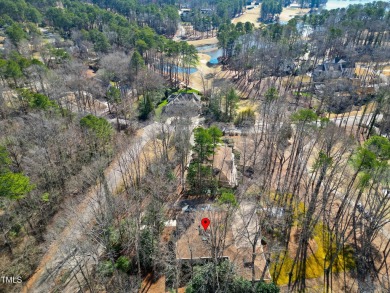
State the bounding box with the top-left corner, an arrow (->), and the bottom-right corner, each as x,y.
0,0 -> 390,292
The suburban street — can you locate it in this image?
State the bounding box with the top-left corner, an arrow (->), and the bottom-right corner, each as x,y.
22,121 -> 167,292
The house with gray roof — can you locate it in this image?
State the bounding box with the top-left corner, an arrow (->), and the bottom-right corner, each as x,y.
163,92 -> 201,117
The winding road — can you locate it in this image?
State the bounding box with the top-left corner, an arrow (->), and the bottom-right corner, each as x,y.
23,115 -> 201,292
22,122 -> 161,293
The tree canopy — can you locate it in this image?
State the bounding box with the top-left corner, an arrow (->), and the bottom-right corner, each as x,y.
0,146 -> 34,200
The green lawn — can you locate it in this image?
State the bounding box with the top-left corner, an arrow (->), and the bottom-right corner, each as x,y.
155,99 -> 168,118
173,88 -> 202,95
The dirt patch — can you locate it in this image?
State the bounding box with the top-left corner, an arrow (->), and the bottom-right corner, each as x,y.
161,226 -> 175,243
85,69 -> 96,78
140,274 -> 166,293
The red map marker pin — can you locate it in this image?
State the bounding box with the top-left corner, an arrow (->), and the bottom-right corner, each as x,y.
201,218 -> 210,231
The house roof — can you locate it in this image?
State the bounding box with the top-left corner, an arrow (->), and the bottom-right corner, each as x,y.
213,145 -> 237,187
324,62 -> 341,72
175,210 -> 271,281
313,59 -> 356,80
164,92 -> 201,116
168,92 -> 201,104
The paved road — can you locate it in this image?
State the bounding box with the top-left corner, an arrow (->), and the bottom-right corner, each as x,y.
22,122 -> 163,293
23,115 -> 202,292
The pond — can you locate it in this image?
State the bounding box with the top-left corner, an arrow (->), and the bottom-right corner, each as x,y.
196,44 -> 224,65
164,64 -> 198,74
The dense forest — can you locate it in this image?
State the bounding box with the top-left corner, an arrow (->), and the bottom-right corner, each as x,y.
0,0 -> 390,292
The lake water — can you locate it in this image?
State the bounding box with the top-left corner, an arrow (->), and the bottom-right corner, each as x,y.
323,0 -> 380,10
